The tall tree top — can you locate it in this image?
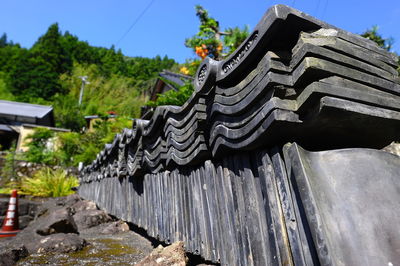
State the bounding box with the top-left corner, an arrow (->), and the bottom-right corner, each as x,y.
185,5 -> 248,60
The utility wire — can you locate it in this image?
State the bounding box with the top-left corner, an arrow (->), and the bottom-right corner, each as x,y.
322,0 -> 329,19
116,0 -> 156,45
315,0 -> 321,16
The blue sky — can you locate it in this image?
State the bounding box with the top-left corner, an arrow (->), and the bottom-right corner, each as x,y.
1,0 -> 399,63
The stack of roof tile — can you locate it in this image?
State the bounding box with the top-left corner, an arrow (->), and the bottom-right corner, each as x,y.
81,4 -> 400,182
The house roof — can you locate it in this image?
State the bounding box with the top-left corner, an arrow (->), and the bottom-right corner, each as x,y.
149,70 -> 194,102
84,115 -> 118,120
0,124 -> 15,132
0,100 -> 53,119
159,70 -> 193,87
142,70 -> 194,119
19,123 -> 70,132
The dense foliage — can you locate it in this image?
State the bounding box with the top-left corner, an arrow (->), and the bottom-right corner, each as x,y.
361,26 -> 399,73
361,26 -> 394,52
57,116 -> 132,165
0,25 -> 176,130
146,80 -> 194,107
22,117 -> 132,167
24,127 -> 57,165
20,167 -> 79,197
0,143 -> 23,184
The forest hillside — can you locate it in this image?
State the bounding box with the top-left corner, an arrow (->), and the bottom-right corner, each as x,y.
0,23 -> 177,131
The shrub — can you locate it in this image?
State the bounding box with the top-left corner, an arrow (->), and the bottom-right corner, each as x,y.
20,167 -> 78,197
56,116 -> 132,166
1,147 -> 16,183
55,131 -> 82,165
24,127 -> 58,165
0,143 -> 24,184
0,181 -> 19,194
146,81 -> 194,107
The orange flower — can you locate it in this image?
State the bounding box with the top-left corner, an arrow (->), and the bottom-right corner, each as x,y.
217,43 -> 223,52
180,67 -> 190,75
195,45 -> 208,59
195,46 -> 202,55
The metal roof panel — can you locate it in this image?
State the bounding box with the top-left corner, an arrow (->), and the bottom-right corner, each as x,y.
0,100 -> 53,119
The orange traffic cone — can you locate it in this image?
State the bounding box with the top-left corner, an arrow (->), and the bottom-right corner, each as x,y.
0,189 -> 20,237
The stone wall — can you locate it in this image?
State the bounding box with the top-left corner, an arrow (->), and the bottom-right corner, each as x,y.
0,157 -> 78,182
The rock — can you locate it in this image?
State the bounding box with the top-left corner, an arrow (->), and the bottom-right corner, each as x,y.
0,196 -> 92,261
11,207 -> 79,254
99,221 -> 130,234
27,201 -> 40,217
0,244 -> 28,266
73,209 -> 112,232
35,233 -> 86,254
0,199 -> 40,229
383,142 -> 400,157
55,193 -> 81,207
18,200 -> 40,217
137,241 -> 188,266
34,194 -> 81,220
35,207 -> 78,235
76,220 -> 130,235
18,201 -> 31,216
19,215 -> 33,229
71,199 -> 97,212
0,199 -> 8,215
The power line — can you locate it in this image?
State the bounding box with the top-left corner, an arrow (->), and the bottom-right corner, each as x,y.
322,0 -> 329,19
315,0 -> 321,16
116,0 -> 156,46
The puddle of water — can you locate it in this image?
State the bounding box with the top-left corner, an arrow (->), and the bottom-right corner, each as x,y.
18,235 -> 146,265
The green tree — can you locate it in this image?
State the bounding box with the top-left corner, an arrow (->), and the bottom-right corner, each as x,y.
24,128 -> 57,165
61,31 -> 99,65
55,116 -> 132,166
6,23 -> 73,100
361,26 -> 399,74
0,33 -> 8,48
361,26 -> 393,51
185,5 -> 249,60
58,62 -> 147,120
0,22 -> 178,131
31,23 -> 72,74
223,26 -> 250,55
52,93 -> 86,131
0,72 -> 14,100
146,81 -> 194,106
6,48 -> 34,98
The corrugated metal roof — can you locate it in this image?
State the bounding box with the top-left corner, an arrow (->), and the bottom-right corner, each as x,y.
0,100 -> 53,119
159,70 -> 193,87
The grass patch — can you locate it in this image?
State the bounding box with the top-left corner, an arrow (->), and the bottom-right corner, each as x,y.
20,167 -> 78,197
